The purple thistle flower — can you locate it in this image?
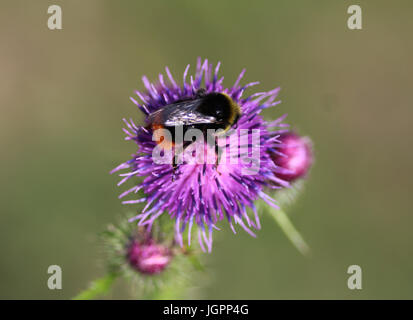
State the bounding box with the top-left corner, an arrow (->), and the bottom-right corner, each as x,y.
112,58 -> 289,252
270,132 -> 313,182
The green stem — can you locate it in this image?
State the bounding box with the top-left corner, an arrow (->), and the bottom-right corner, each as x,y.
269,208 -> 311,256
73,272 -> 118,300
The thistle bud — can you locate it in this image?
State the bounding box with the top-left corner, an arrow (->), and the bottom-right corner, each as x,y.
127,239 -> 172,275
272,132 -> 313,182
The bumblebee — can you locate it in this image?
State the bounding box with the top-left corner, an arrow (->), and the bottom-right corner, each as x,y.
146,89 -> 241,172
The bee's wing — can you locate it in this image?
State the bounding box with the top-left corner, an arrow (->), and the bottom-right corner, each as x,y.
146,99 -> 217,126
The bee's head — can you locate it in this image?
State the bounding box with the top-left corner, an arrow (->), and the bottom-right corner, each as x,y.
199,92 -> 241,130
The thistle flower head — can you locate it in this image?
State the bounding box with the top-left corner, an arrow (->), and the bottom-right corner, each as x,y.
112,58 -> 289,252
102,217 -> 201,298
271,132 -> 313,182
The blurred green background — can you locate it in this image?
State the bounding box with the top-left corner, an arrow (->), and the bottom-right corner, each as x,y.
1,0 -> 412,299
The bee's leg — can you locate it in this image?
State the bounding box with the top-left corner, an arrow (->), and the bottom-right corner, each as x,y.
172,155 -> 178,182
215,142 -> 223,169
172,140 -> 192,181
171,148 -> 179,181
